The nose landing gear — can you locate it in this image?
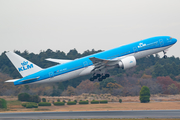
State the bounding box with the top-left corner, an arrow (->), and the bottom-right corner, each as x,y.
163,50 -> 167,59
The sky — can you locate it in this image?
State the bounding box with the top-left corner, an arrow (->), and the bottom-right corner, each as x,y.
0,0 -> 180,58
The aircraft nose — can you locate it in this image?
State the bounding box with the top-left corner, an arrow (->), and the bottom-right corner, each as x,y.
172,38 -> 177,44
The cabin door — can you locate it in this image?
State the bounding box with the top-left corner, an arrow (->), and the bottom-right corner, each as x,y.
133,47 -> 138,53
133,47 -> 138,57
83,61 -> 88,67
159,39 -> 164,46
49,72 -> 54,79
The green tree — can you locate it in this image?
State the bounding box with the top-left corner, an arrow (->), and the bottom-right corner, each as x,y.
152,62 -> 167,77
100,78 -> 116,89
0,98 -> 7,109
139,86 -> 150,103
66,86 -> 76,96
24,85 -> 30,91
30,95 -> 41,103
51,86 -> 61,96
67,49 -> 81,59
42,98 -> 46,102
18,93 -> 31,101
167,84 -> 178,95
119,99 -> 122,103
58,82 -> 65,91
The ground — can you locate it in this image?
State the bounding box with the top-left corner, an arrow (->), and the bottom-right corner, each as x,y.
0,94 -> 180,112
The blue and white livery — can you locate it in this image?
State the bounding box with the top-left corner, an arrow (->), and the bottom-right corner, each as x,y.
5,36 -> 177,85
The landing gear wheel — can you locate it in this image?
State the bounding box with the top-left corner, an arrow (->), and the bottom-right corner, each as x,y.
163,55 -> 167,59
93,76 -> 97,79
96,74 -> 101,77
90,77 -> 94,81
102,76 -> 106,79
98,77 -> 103,81
105,74 -> 110,78
163,50 -> 167,59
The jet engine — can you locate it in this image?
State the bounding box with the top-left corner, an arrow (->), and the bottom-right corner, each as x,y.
118,56 -> 136,69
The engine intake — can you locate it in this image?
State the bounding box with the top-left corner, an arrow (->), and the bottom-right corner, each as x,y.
118,56 -> 136,69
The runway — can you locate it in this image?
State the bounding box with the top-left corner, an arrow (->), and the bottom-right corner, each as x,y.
0,110 -> 180,120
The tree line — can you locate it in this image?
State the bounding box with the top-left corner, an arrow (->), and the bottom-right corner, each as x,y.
0,49 -> 180,96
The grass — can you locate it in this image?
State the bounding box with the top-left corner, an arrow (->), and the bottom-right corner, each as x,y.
0,108 -> 8,112
34,108 -> 50,111
6,100 -> 23,110
7,100 -> 22,106
49,102 -> 180,111
1,97 -> 180,112
1,101 -> 180,112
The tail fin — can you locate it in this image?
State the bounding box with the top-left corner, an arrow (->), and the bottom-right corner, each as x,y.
6,51 -> 43,77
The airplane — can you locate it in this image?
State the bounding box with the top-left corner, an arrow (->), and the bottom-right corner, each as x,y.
5,36 -> 177,85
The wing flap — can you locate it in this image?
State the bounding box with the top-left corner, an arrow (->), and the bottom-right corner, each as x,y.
89,57 -> 119,72
89,57 -> 109,64
46,58 -> 72,64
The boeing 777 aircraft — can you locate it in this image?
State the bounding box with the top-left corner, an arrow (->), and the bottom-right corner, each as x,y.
5,36 -> 177,85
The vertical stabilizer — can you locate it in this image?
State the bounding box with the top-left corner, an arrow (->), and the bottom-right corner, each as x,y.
6,51 -> 43,77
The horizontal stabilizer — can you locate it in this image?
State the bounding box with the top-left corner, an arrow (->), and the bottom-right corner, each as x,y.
20,77 -> 40,82
46,58 -> 72,64
5,79 -> 19,83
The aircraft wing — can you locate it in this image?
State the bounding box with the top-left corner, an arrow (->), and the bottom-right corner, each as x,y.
46,58 -> 72,64
5,79 -> 19,82
89,57 -> 119,71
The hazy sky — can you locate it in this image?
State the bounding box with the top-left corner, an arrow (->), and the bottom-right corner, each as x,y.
0,0 -> 180,58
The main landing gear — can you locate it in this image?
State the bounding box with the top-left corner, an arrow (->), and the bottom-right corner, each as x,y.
163,50 -> 167,59
89,73 -> 110,81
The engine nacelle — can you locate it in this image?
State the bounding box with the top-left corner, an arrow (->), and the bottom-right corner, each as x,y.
118,56 -> 136,69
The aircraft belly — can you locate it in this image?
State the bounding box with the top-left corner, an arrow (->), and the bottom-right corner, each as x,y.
79,66 -> 94,76
32,68 -> 84,84
50,68 -> 83,82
